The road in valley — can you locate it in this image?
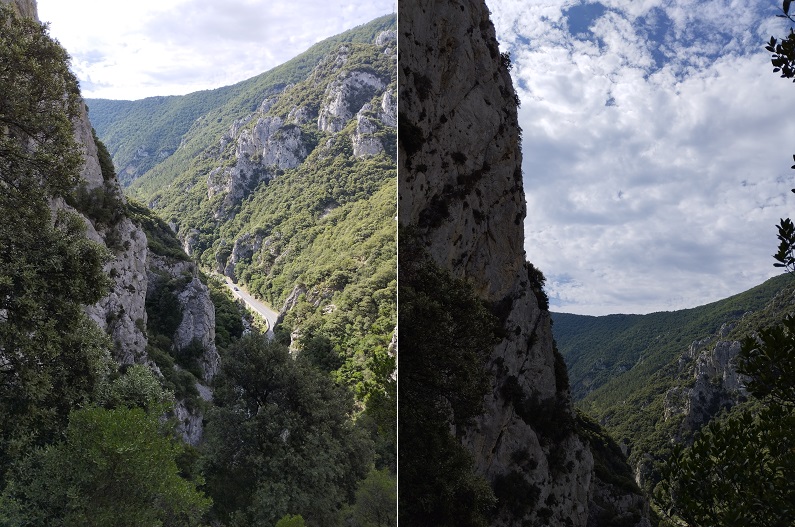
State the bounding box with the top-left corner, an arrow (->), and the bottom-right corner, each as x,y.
222,276 -> 279,339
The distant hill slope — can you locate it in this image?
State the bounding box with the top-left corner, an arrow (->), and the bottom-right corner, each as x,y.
552,272 -> 795,492
552,272 -> 793,402
86,14 -> 395,187
89,15 -> 397,418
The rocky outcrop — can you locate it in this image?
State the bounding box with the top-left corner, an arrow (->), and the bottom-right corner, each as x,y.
350,85 -> 397,159
399,0 -> 648,525
84,217 -> 150,364
352,105 -> 386,158
379,90 -> 397,127
194,28 -> 396,346
117,146 -> 172,185
182,228 -> 201,256
4,0 -> 153,368
146,256 -> 219,445
664,328 -> 748,437
174,277 -> 220,381
224,233 -> 264,279
30,0 -> 217,442
375,29 -> 396,47
146,255 -> 220,384
207,113 -> 308,209
588,478 -> 649,527
318,70 -> 386,133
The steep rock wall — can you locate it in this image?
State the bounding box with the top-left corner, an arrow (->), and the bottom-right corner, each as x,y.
399,0 -> 648,525
9,0 -> 218,443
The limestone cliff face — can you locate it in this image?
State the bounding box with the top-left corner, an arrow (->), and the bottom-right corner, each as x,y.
318,70 -> 386,133
399,1 -> 648,525
664,328 -> 747,434
10,0 -> 219,444
207,114 -> 308,209
72,100 -> 152,364
205,30 -> 396,224
649,322 -> 748,482
1,1 -> 149,363
146,255 -> 219,445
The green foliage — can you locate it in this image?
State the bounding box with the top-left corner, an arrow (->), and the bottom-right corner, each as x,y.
554,274 -> 792,403
92,128 -> 116,181
0,8 -> 117,484
766,29 -> 795,80
739,314 -> 795,405
356,346 -> 396,472
146,273 -> 189,338
1,406 -> 211,527
655,21 -> 795,518
550,274 -> 795,494
0,3 -> 82,200
96,363 -> 174,413
658,282 -> 795,524
275,514 -> 306,527
94,18 -> 397,432
398,239 -> 499,526
87,16 -> 397,522
172,338 -> 205,378
0,5 -> 117,486
126,199 -> 190,260
143,271 -> 210,410
202,334 -> 372,526
526,262 -> 549,311
576,411 -> 640,495
344,468 -> 396,527
492,470 -> 540,518
657,402 -> 795,526
207,275 -> 246,349
501,375 -> 575,446
67,181 -> 126,230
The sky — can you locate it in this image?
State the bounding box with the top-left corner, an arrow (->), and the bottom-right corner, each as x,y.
487,0 -> 795,315
36,0 -> 394,100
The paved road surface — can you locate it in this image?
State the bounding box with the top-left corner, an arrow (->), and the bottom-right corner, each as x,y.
222,276 -> 280,339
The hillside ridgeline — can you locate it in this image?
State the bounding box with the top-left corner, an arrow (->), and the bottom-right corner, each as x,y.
89,17 -> 397,415
554,273 -> 795,497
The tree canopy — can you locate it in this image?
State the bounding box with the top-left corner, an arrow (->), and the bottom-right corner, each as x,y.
398,235 -> 499,526
202,333 -> 373,526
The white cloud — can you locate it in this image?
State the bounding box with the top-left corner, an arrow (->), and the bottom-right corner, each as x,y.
37,0 -> 394,100
489,0 -> 795,314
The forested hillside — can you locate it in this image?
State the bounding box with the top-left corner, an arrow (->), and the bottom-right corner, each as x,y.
553,272 -> 795,515
1,3 -> 395,524
553,273 -> 793,401
90,16 -> 396,405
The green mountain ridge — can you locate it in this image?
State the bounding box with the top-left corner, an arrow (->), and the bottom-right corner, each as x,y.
87,14 -> 395,187
89,15 -> 397,449
553,272 -> 795,497
553,272 -> 794,402
22,10 -> 397,524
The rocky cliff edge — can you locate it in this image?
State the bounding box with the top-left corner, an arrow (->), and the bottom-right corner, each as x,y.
398,0 -> 649,524
7,0 -> 219,445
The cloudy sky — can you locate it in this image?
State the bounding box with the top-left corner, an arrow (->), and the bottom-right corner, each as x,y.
487,0 -> 795,315
36,0 -> 394,100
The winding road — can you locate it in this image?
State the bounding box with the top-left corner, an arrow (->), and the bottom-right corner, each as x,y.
222,276 -> 280,339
